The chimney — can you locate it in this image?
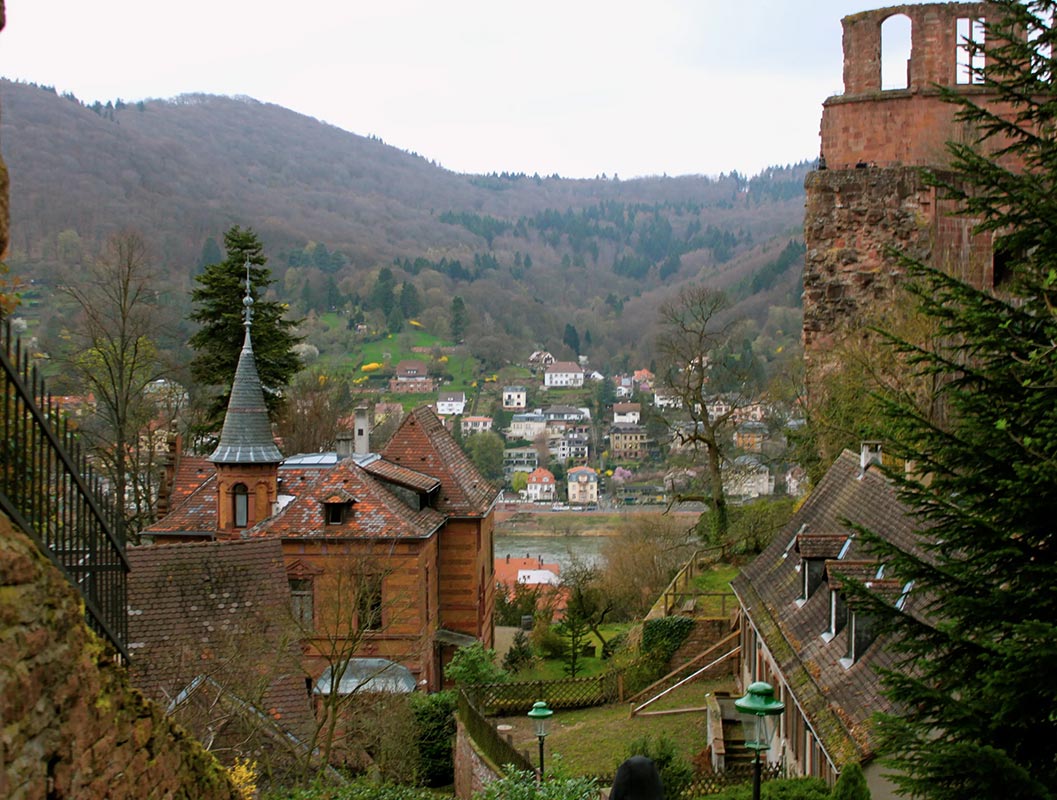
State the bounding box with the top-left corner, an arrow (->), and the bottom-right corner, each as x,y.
860,441 -> 882,473
354,405 -> 370,455
336,430 -> 355,458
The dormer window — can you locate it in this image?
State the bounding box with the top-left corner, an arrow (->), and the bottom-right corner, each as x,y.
322,489 -> 358,525
795,533 -> 847,604
822,588 -> 848,642
233,483 -> 249,528
841,610 -> 878,668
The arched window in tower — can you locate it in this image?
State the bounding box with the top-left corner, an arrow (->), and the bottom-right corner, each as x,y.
957,17 -> 986,85
233,483 -> 249,528
881,14 -> 912,90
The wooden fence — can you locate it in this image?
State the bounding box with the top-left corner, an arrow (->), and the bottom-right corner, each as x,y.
468,670 -> 626,714
456,688 -> 534,773
647,550 -> 735,620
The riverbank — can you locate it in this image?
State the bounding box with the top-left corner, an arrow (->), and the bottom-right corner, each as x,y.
495,508 -> 701,537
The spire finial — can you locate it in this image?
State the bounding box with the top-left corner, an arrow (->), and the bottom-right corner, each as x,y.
243,259 -> 254,330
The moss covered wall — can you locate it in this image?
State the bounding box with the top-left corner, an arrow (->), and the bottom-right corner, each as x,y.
0,514 -> 237,799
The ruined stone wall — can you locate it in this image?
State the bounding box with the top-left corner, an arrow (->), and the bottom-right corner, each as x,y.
0,514 -> 237,799
805,3 -> 1003,374
822,3 -> 1000,169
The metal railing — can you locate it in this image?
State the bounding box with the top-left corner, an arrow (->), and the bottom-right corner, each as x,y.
0,320 -> 129,659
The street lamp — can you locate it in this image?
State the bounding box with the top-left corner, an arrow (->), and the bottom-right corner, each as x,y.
735,681 -> 785,800
527,700 -> 554,779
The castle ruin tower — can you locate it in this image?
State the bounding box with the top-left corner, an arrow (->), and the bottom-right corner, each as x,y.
803,2 -> 1003,379
209,266 -> 282,535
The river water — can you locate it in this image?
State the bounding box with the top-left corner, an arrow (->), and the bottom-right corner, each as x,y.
494,532 -> 607,571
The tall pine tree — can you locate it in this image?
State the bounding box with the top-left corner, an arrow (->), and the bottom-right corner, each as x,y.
866,4 -> 1057,797
188,226 -> 302,431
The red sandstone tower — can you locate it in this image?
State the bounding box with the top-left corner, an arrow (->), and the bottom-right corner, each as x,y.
803,2 -> 1003,374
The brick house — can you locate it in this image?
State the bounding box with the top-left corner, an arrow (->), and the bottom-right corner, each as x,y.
147,320 -> 498,691
389,360 -> 433,394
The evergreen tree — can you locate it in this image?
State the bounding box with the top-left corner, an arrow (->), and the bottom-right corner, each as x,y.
866,5 -> 1057,797
399,280 -> 422,320
562,322 -> 580,356
188,225 -> 302,430
831,762 -> 870,800
450,295 -> 468,342
368,267 -> 397,315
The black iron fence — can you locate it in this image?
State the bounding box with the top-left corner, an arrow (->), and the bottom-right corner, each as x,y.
0,320 -> 129,658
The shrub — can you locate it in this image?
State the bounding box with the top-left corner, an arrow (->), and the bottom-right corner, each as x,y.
474,767 -> 599,800
831,762 -> 870,800
706,777 -> 832,800
530,618 -> 566,660
409,690 -> 456,787
641,616 -> 694,662
447,642 -> 507,686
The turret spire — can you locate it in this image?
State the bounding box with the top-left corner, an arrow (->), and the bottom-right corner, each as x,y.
208,260 -> 283,464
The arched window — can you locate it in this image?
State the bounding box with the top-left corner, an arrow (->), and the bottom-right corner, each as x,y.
881,14 -> 912,90
957,17 -> 986,85
233,483 -> 249,528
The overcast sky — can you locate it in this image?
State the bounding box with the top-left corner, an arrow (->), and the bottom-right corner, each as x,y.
2,1 -> 934,179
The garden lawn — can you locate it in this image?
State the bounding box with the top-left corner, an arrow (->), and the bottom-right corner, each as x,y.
492,678 -> 734,778
692,564 -> 739,617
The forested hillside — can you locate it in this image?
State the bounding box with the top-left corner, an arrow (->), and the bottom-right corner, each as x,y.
0,78 -> 809,373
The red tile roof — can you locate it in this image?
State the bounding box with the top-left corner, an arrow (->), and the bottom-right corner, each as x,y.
147,472 -> 220,535
381,406 -> 499,517
247,457 -> 446,540
170,455 -> 216,506
361,458 -> 442,494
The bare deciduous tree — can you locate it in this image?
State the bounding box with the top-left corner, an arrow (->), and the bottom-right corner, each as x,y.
655,284 -> 757,541
61,231 -> 170,537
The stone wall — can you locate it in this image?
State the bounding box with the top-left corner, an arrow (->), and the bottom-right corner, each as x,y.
804,2 -> 1004,377
453,717 -> 503,800
822,3 -> 1001,169
0,514 -> 237,799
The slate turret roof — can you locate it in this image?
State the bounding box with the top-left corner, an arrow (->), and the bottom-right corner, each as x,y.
209,299 -> 283,464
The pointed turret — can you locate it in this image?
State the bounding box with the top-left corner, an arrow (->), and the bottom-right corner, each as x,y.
210,270 -> 283,464
209,264 -> 281,534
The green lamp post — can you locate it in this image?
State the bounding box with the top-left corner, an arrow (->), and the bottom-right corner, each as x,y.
735,681 -> 785,800
527,700 -> 554,779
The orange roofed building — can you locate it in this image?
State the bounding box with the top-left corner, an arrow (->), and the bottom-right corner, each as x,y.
146,303 -> 499,691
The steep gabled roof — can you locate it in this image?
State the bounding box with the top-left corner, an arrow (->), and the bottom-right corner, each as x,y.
169,455 -> 216,507
246,457 -> 446,540
381,406 -> 499,517
731,450 -> 917,769
127,539 -> 313,739
147,472 -> 220,536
